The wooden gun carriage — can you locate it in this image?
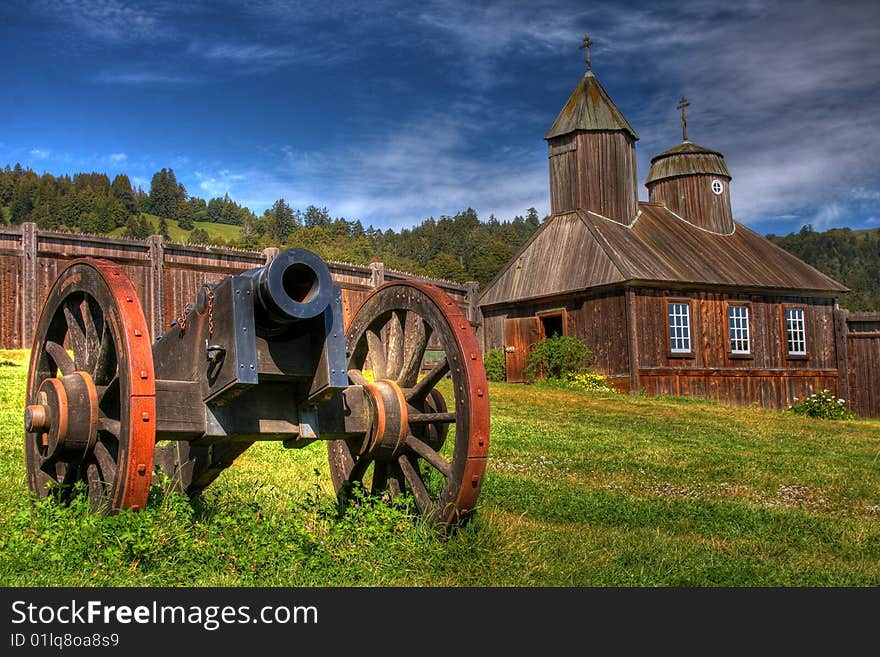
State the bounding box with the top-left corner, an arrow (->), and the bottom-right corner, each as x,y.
23,249 -> 489,530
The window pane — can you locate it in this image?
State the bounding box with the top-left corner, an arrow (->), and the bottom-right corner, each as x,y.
728,305 -> 750,354
785,308 -> 806,355
668,302 -> 691,353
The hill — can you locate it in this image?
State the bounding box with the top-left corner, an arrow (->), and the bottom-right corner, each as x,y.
108,214 -> 242,245
767,226 -> 880,311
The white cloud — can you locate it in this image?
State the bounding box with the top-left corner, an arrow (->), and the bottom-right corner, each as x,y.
94,71 -> 198,85
195,170 -> 247,200
108,152 -> 127,163
36,0 -> 171,42
29,148 -> 50,159
808,203 -> 846,231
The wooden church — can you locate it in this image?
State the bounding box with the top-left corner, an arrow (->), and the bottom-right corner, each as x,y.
478,38 -> 849,409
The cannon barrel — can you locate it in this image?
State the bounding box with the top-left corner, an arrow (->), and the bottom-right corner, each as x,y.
244,248 -> 335,329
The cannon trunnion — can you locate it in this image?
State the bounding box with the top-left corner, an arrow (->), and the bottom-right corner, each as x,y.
23,249 -> 489,530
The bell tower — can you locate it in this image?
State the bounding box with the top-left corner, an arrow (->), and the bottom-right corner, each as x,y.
646,98 -> 734,235
545,36 -> 640,224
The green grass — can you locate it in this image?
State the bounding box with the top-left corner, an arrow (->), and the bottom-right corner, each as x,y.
108,214 -> 242,244
1,349 -> 879,586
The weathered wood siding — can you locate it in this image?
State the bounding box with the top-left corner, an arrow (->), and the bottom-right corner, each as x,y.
0,223 -> 473,350
161,243 -> 263,330
647,174 -> 734,234
846,313 -> 880,418
547,131 -> 638,223
633,288 -> 840,408
0,228 -> 24,348
482,288 -> 630,381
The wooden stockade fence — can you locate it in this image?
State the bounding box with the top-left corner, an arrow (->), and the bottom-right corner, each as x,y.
0,223 -> 478,350
840,311 -> 880,419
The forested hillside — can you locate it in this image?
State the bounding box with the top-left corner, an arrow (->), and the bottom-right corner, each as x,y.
767,226 -> 880,311
1,163 -> 877,308
0,164 -> 541,284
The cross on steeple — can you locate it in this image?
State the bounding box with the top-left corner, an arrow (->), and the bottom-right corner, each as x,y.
579,35 -> 592,72
677,96 -> 691,142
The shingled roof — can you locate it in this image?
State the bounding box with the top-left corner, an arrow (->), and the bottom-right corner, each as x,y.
479,204 -> 847,306
544,71 -> 639,141
645,141 -> 731,185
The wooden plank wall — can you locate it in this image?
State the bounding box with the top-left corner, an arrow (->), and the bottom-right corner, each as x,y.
633,288 -> 839,409
0,223 -> 473,350
633,288 -> 838,371
481,289 -> 630,379
846,313 -> 880,418
0,229 -> 23,348
647,174 -> 734,234
547,131 -> 638,222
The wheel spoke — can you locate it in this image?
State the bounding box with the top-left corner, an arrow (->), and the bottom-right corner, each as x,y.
406,357 -> 449,403
408,412 -> 456,424
388,462 -> 404,500
366,329 -> 387,380
347,369 -> 368,385
86,461 -> 104,509
93,439 -> 118,481
45,340 -> 75,376
398,313 -> 430,387
63,299 -> 89,369
80,298 -> 101,373
348,456 -> 372,483
405,434 -> 451,477
99,376 -> 119,407
371,461 -> 388,494
398,454 -> 433,514
98,417 -> 121,436
93,322 -> 116,384
385,310 -> 405,380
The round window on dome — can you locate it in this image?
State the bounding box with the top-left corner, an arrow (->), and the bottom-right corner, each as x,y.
711,179 -> 724,195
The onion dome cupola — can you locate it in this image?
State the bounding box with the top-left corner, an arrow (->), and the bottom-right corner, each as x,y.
545,36 -> 640,224
646,97 -> 734,235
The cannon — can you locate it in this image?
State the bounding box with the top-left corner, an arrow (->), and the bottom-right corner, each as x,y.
23,249 -> 489,530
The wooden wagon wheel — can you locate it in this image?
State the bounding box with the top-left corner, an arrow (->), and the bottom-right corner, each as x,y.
24,258 -> 156,513
328,282 -> 489,530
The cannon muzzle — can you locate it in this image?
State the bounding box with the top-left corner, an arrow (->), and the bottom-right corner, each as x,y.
246,248 -> 334,329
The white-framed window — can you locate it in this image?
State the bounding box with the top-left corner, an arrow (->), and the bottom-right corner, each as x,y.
668,302 -> 691,353
785,307 -> 807,355
728,305 -> 751,354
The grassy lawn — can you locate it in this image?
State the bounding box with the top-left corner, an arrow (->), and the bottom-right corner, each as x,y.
108,214 -> 242,244
1,349 -> 878,586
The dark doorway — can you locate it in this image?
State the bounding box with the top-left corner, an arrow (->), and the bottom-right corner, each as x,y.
540,313 -> 564,338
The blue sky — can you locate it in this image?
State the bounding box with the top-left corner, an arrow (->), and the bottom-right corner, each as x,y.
2,0 -> 878,235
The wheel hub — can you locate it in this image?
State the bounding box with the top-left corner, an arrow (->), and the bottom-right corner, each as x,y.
25,371 -> 98,463
358,379 -> 409,460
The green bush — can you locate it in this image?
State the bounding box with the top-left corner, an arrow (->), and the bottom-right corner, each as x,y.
788,389 -> 855,420
483,348 -> 507,382
525,335 -> 592,382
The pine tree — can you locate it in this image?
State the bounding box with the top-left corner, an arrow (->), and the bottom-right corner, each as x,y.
148,168 -> 185,219
158,216 -> 171,240
267,198 -> 296,243
111,174 -> 139,215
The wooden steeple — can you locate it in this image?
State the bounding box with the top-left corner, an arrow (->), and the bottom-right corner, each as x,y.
545,36 -> 639,224
646,99 -> 734,235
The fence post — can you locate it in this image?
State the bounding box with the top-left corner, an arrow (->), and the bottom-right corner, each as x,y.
147,235 -> 164,338
464,281 -> 479,323
22,222 -> 38,349
834,304 -> 851,407
370,261 -> 385,288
